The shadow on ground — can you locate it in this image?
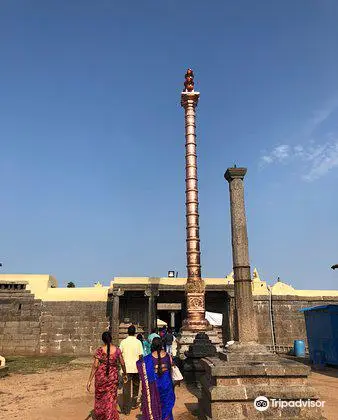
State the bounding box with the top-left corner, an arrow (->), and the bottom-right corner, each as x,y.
283,354 -> 338,379
84,409 -> 94,419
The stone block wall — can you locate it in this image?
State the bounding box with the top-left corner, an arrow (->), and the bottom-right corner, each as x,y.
253,298 -> 272,346
253,295 -> 338,352
1,283 -> 111,356
2,280 -> 338,356
0,284 -> 42,355
271,296 -> 338,349
39,301 -> 110,355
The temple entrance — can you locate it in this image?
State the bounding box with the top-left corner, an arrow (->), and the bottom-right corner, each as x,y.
157,303 -> 183,334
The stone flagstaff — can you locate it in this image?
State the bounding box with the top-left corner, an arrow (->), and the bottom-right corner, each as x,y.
224,167 -> 258,343
181,69 -> 208,331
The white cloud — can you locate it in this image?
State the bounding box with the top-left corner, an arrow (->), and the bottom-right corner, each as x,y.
294,145 -> 304,156
260,139 -> 338,181
273,145 -> 290,160
259,145 -> 289,167
259,98 -> 338,181
300,98 -> 338,139
261,155 -> 273,164
302,141 -> 338,181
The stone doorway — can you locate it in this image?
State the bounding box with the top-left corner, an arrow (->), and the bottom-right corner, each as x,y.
157,305 -> 183,333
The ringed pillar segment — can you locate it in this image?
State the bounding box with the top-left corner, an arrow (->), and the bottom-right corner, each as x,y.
181,80 -> 208,331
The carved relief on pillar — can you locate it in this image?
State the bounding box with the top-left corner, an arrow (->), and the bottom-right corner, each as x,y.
187,293 -> 205,312
186,279 -> 205,294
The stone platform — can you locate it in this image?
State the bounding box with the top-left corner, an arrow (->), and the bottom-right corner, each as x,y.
117,323 -> 144,342
199,354 -> 326,419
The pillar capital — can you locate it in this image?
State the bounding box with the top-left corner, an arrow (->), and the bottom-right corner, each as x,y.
112,288 -> 124,297
224,167 -> 247,182
144,287 -> 159,298
181,91 -> 200,108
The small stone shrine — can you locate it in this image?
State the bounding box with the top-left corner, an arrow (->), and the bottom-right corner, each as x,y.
184,332 -> 217,387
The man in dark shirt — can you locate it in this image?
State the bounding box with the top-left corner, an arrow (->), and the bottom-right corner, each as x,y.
164,329 -> 174,355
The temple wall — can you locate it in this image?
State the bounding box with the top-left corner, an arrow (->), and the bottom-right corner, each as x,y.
39,301 -> 110,355
2,278 -> 338,356
253,298 -> 272,346
0,287 -> 42,355
253,295 -> 338,352
0,286 -> 111,356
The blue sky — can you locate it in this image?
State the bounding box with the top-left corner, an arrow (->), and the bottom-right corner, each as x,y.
1,1 -> 338,289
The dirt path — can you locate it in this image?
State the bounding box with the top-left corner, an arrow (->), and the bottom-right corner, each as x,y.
0,367 -> 197,420
309,367 -> 338,420
0,364 -> 337,419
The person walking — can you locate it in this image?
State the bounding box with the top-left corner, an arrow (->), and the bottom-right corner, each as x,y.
164,329 -> 174,356
147,327 -> 160,345
137,333 -> 151,356
119,325 -> 144,414
87,331 -> 127,420
137,337 -> 176,420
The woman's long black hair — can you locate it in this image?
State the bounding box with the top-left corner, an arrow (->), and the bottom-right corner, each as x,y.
102,331 -> 112,376
151,337 -> 163,377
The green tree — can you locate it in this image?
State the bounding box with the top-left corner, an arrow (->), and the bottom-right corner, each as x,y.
67,281 -> 76,288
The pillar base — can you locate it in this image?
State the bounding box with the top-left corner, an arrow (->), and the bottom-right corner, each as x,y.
221,341 -> 278,363
198,355 -> 326,419
182,317 -> 211,332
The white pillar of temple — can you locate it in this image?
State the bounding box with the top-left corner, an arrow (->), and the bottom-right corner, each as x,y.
170,311 -> 176,328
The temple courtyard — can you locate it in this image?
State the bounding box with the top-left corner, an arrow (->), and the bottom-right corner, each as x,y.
0,357 -> 337,420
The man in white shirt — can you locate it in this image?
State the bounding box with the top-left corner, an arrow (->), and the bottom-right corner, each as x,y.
119,324 -> 143,414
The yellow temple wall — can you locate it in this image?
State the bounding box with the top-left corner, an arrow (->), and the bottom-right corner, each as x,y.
1,272 -> 338,301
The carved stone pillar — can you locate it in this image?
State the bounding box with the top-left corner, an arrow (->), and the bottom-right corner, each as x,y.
145,288 -> 159,334
111,289 -> 124,344
224,167 -> 258,343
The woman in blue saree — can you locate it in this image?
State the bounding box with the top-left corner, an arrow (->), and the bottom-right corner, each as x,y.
137,337 -> 176,420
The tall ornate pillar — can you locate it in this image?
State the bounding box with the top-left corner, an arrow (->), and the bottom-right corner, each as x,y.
111,289 -> 124,344
177,70 -> 220,362
224,167 -> 258,343
181,69 -> 208,332
145,287 -> 159,334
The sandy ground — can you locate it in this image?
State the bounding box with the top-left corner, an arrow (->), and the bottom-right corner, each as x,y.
0,363 -> 337,420
0,364 -> 197,420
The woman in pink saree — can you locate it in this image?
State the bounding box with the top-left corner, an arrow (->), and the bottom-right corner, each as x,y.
87,331 -> 127,420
